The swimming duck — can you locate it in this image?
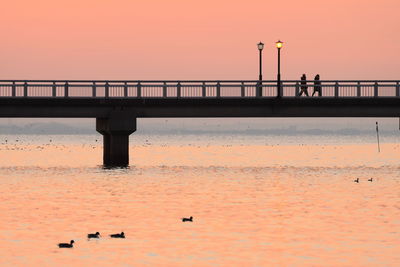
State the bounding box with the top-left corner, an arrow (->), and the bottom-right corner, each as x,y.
87,232 -> 100,239
58,240 -> 74,248
368,178 -> 373,182
354,178 -> 359,183
182,216 -> 193,222
110,232 -> 125,238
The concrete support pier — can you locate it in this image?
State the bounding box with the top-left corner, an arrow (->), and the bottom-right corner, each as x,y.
96,115 -> 136,167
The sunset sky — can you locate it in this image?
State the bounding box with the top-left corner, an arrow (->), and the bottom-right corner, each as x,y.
1,0 -> 399,80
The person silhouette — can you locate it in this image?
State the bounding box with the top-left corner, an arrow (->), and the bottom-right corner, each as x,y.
312,74 -> 321,97
299,74 -> 309,96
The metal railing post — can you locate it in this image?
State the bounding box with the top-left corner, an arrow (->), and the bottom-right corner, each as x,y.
177,82 -> 181,98
216,82 -> 221,97
137,82 -> 141,98
105,82 -> 109,98
241,82 -> 245,97
357,81 -> 361,97
278,82 -> 281,98
256,82 -> 261,98
295,82 -> 299,97
163,82 -> 167,97
124,82 -> 128,97
92,82 -> 96,97
374,82 -> 378,97
396,82 -> 399,97
64,82 -> 69,97
334,82 -> 339,98
12,82 -> 16,97
23,82 -> 28,97
202,82 -> 206,97
52,82 -> 56,97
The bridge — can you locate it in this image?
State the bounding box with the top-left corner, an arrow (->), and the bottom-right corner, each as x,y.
1,79 -> 399,167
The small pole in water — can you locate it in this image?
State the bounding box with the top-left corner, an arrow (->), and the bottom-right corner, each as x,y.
376,121 -> 380,153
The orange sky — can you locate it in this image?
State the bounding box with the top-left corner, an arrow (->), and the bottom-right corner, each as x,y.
0,0 -> 399,80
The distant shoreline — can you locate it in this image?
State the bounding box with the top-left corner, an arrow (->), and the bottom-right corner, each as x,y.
0,130 -> 398,136
0,122 -> 399,136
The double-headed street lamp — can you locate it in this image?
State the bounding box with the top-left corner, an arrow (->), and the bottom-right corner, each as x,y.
276,40 -> 283,98
257,42 -> 264,97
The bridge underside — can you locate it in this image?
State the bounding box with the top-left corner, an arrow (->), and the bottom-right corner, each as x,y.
1,98 -> 399,167
0,98 -> 399,118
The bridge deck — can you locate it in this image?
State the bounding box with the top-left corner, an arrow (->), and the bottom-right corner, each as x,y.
0,80 -> 399,118
0,97 -> 399,118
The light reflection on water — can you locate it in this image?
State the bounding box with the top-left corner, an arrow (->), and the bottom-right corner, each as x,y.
0,134 -> 399,266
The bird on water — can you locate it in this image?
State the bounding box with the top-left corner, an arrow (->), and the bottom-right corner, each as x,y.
182,216 -> 193,222
354,178 -> 359,183
87,232 -> 100,239
58,240 -> 74,248
110,232 -> 125,238
368,178 -> 373,182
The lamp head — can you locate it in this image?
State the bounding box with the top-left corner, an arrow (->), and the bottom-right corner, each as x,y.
257,42 -> 264,51
276,40 -> 283,49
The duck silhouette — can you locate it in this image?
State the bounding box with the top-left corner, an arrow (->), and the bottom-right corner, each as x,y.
110,232 -> 125,238
368,178 -> 373,182
87,232 -> 100,239
354,178 -> 359,183
182,216 -> 193,222
58,240 -> 74,248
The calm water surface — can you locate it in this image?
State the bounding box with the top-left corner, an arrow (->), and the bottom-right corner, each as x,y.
0,134 -> 399,266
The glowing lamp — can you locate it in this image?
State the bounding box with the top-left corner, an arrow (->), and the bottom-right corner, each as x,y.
276,40 -> 283,49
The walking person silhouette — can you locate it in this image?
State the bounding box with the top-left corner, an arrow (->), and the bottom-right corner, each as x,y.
299,74 -> 309,96
312,74 -> 322,96
312,74 -> 322,97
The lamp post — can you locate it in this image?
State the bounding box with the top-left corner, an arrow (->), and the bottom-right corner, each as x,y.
257,42 -> 264,97
276,40 -> 283,98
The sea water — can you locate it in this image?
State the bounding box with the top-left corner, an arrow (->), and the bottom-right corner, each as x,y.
0,134 -> 399,266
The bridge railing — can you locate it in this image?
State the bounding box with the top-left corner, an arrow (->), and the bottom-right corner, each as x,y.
0,80 -> 399,98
